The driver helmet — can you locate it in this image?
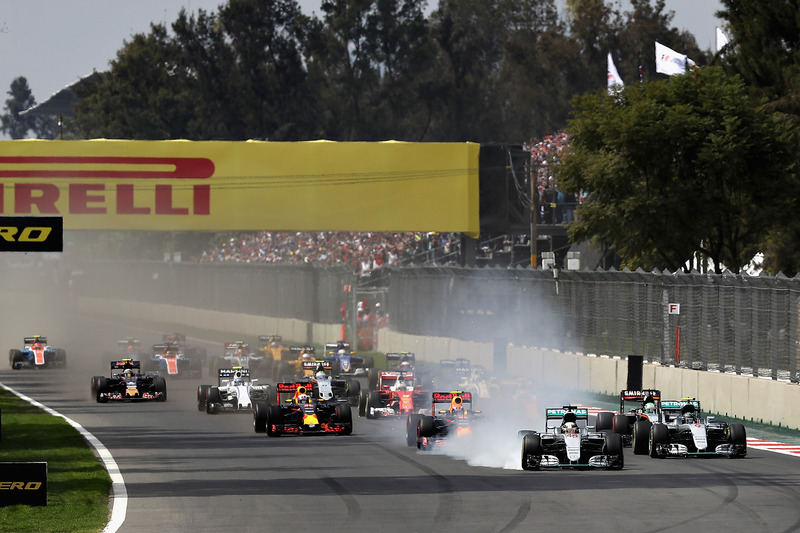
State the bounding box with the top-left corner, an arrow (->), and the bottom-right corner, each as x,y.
644,401 -> 656,415
562,421 -> 578,434
301,351 -> 313,362
270,340 -> 278,347
315,370 -> 328,381
233,371 -> 244,385
124,369 -> 133,378
337,349 -> 346,356
297,393 -> 309,403
399,361 -> 412,372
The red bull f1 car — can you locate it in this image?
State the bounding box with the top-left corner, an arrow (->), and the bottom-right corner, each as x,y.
9,336 -> 67,370
253,377 -> 353,437
647,398 -> 747,458
408,391 -> 482,449
520,406 -> 624,470
91,359 -> 167,403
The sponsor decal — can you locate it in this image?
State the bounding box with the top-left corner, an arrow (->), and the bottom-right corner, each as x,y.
0,216 -> 62,252
0,462 -> 47,506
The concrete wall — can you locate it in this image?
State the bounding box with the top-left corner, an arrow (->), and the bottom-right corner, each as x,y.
82,296 -> 800,430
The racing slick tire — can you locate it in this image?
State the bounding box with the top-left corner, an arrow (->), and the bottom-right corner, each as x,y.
10,350 -> 23,370
521,433 -> 542,471
632,420 -> 652,455
96,377 -> 109,403
368,368 -> 379,390
595,411 -> 614,432
197,385 -> 210,412
612,414 -> 631,436
604,432 -> 624,469
205,387 -> 221,413
417,416 -> 436,450
90,376 -> 103,399
154,376 -> 167,402
358,390 -> 368,417
266,404 -> 284,437
728,423 -> 747,457
649,423 -> 669,458
335,403 -> 353,435
406,414 -> 421,447
366,391 -> 381,419
361,355 -> 374,369
253,402 -> 269,433
346,379 -> 361,406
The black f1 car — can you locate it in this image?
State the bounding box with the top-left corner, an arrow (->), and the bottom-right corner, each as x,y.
9,336 -> 67,370
253,379 -> 352,436
520,406 -> 624,470
91,359 -> 167,403
408,391 -> 482,449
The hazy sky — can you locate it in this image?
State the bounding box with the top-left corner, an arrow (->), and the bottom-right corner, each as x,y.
0,0 -> 723,127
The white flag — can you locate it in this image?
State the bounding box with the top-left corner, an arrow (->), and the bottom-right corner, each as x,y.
607,52 -> 624,93
716,27 -> 730,53
655,41 -> 694,76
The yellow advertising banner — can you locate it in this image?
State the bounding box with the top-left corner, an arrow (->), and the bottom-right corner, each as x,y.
0,140 -> 480,237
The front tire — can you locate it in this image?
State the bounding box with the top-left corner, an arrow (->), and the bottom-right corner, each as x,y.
154,376 -> 167,402
254,402 -> 269,433
521,433 -> 542,471
406,414 -> 420,447
266,404 -> 284,437
366,391 -> 381,419
632,420 -> 652,455
649,423 -> 668,458
595,411 -> 614,432
197,385 -> 210,411
205,387 -> 221,413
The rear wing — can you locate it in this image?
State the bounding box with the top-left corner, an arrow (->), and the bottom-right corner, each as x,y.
325,342 -> 350,354
386,352 -> 415,368
224,342 -> 250,354
118,338 -> 141,348
275,382 -> 315,402
302,360 -> 333,372
545,406 -> 589,431
439,359 -> 455,370
152,344 -> 167,352
432,391 -> 472,406
218,367 -> 250,379
24,336 -> 46,345
620,389 -> 661,412
259,334 -> 282,344
454,358 -> 471,374
661,399 -> 701,413
290,345 -> 316,355
162,333 -> 186,344
111,359 -> 141,371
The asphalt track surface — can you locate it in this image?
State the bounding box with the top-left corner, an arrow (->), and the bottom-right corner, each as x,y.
4,307 -> 800,532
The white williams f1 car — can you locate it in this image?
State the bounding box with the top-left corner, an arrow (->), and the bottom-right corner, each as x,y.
197,367 -> 270,414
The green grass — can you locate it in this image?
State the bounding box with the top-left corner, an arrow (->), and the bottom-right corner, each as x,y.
0,388 -> 111,533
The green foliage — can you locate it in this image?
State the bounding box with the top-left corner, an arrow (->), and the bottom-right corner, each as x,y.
0,388 -> 111,533
0,76 -> 57,139
560,66 -> 798,274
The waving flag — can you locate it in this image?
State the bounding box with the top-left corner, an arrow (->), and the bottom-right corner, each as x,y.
607,52 -> 624,93
655,41 -> 695,76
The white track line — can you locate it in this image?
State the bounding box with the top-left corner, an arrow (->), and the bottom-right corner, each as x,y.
0,383 -> 126,532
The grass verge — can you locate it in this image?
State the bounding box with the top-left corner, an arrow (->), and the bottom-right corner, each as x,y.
0,387 -> 111,533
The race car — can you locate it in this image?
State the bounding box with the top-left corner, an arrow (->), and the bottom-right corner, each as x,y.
359,362 -> 429,419
647,398 -> 747,458
409,391 -> 483,450
596,389 -> 663,454
367,351 -> 416,389
520,406 -> 624,470
257,334 -> 292,380
91,359 -> 167,403
115,337 -> 149,358
324,341 -> 374,376
252,374 -> 353,436
143,342 -> 202,378
161,333 -> 208,367
207,341 -> 269,377
428,358 -> 471,390
9,336 -> 67,370
197,367 -> 270,414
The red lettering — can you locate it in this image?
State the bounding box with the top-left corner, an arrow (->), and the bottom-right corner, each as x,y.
116,184 -> 150,214
155,185 -> 188,215
193,185 -> 210,215
69,183 -> 106,214
15,183 -> 59,213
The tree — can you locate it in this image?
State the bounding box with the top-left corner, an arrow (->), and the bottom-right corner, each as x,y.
559,66 -> 798,274
1,76 -> 45,139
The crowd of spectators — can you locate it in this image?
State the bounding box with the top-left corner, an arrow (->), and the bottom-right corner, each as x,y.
196,231 -> 462,277
522,131 -> 582,224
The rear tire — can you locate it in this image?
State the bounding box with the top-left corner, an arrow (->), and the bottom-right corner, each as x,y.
346,379 -> 361,405
205,387 -> 221,413
253,402 -> 269,433
595,411 -> 614,432
335,403 -> 353,435
406,414 -> 421,446
632,420 -> 652,455
612,414 -> 630,435
368,368 -> 379,390
90,376 -> 103,399
358,390 -> 368,417
96,377 -> 109,403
